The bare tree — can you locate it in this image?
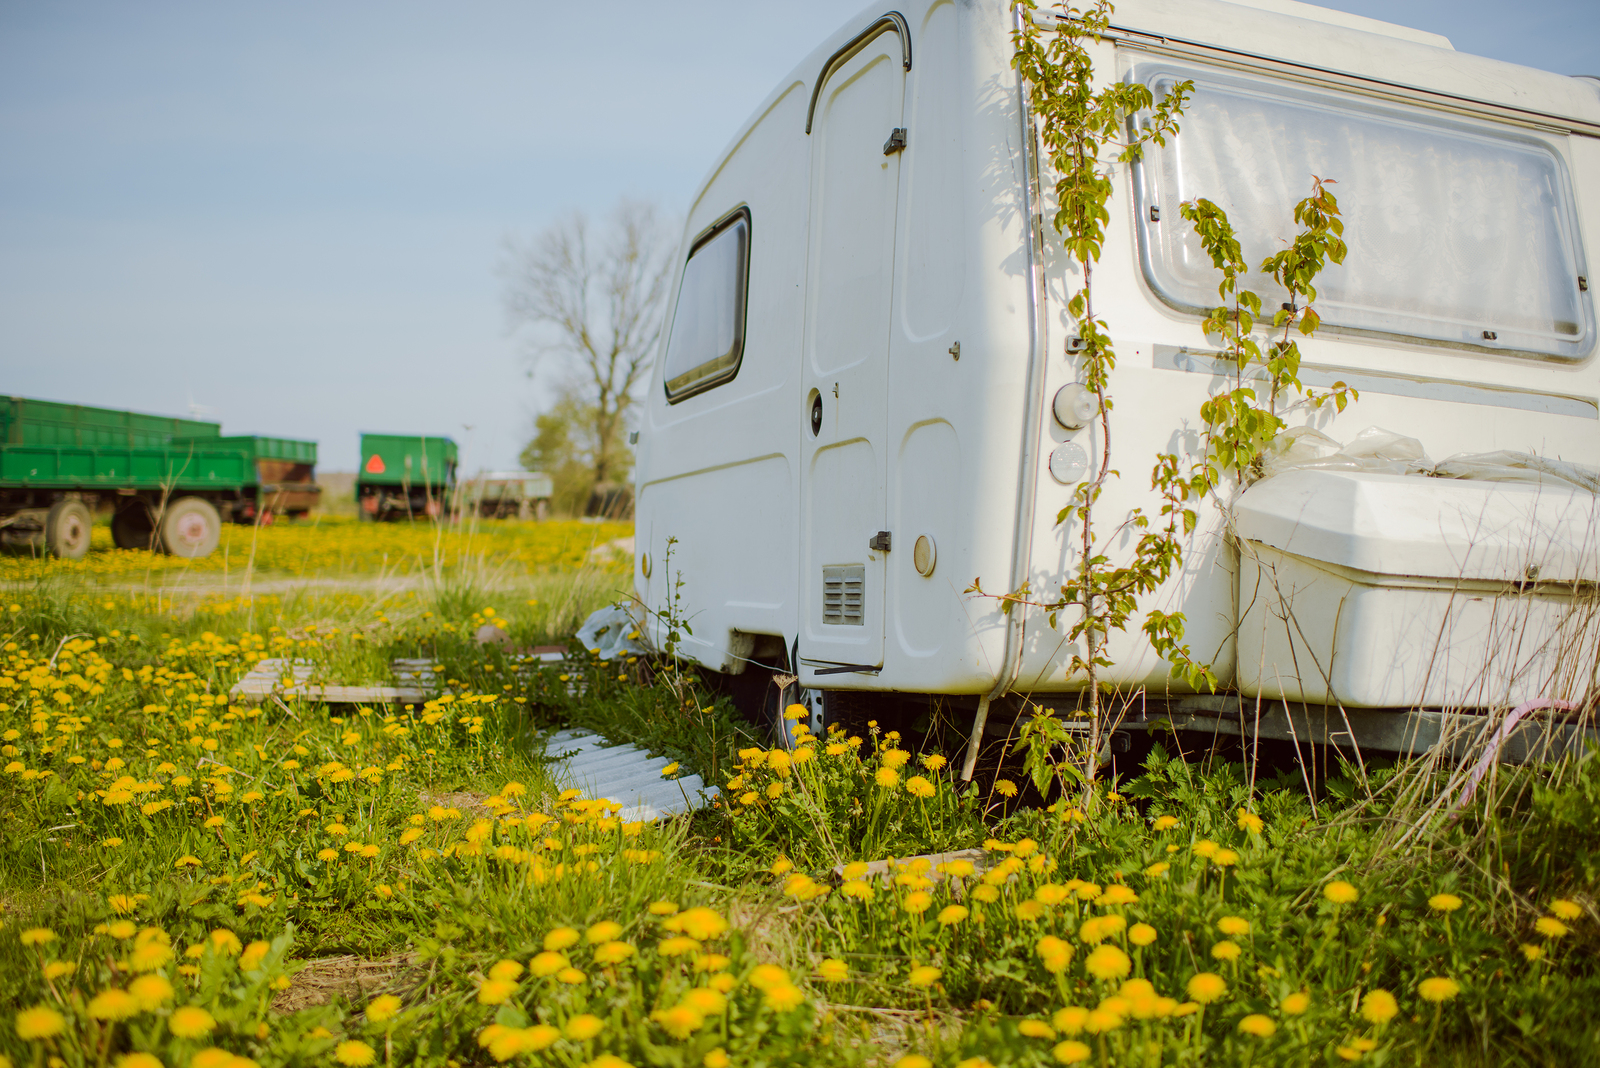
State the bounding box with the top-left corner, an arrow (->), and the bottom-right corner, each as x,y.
502,201 -> 673,500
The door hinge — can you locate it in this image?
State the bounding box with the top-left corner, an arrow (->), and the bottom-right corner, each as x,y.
882,128 -> 907,155
869,531 -> 892,552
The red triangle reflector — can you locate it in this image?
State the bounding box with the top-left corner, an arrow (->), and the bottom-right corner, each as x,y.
364,454 -> 386,474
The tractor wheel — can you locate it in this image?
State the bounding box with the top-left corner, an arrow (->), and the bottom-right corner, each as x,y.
159,497 -> 222,558
111,503 -> 156,550
45,500 -> 93,560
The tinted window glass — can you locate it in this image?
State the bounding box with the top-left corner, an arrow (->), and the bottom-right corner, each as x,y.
1132,62 -> 1593,361
664,211 -> 750,400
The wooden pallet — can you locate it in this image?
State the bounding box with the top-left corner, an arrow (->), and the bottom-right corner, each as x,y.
230,651 -> 571,706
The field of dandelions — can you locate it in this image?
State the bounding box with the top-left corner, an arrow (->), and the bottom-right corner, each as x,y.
2,515 -> 1598,1068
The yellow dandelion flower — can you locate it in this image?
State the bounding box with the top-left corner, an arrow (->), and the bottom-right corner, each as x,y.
1520,943 -> 1544,962
704,1049 -> 731,1068
660,936 -> 701,957
908,965 -> 942,988
367,994 -> 402,1023
544,927 -> 581,951
565,1013 -> 605,1040
1217,915 -> 1250,936
586,921 -> 623,944
488,959 -> 524,981
1084,945 -> 1131,981
748,964 -> 790,991
15,1005 -> 66,1040
1428,893 -> 1463,913
1015,900 -> 1046,922
128,974 -> 173,1010
555,967 -> 585,984
88,988 -> 140,1020
1185,973 -> 1227,1003
192,1049 -> 236,1068
1053,1006 -> 1088,1034
1281,991 -> 1311,1015
19,927 -> 55,947
993,779 -> 1018,798
938,904 -> 969,926
1052,1040 -> 1092,1064
817,958 -> 850,983
335,1040 -> 376,1066
1536,917 -> 1570,939
903,890 -> 933,914
668,907 -> 729,941
1210,941 -> 1241,962
1238,1014 -> 1276,1037
115,1054 -> 162,1068
1550,899 -> 1582,921
1324,881 -> 1359,904
875,767 -> 900,789
594,941 -> 636,965
1360,989 -> 1398,1024
170,1005 -> 216,1038
763,982 -> 805,1011
239,940 -> 270,971
1129,923 -> 1157,946
477,978 -> 517,1005
1018,1020 -> 1056,1039
893,1057 -> 931,1068
906,776 -> 936,798
1418,977 -> 1461,1002
648,900 -> 679,916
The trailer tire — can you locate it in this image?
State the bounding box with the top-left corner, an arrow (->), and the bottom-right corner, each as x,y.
45,500 -> 93,560
111,503 -> 156,551
159,497 -> 222,558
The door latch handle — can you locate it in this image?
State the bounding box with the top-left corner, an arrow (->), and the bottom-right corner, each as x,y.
882,128 -> 907,155
869,531 -> 892,552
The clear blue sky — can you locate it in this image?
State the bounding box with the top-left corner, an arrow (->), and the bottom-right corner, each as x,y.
2,0 -> 1596,472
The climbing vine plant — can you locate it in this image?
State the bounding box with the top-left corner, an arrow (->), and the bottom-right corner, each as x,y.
980,0 -> 1358,780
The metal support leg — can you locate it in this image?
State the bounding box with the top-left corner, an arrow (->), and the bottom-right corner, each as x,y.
961,694 -> 992,782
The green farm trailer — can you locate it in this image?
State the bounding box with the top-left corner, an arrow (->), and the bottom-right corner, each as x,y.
356,434 -> 458,521
0,396 -> 319,560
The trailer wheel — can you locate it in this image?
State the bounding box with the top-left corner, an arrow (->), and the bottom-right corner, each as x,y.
159,497 -> 222,558
45,500 -> 93,560
111,503 -> 156,551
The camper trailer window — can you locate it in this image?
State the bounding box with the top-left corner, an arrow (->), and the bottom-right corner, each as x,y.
1130,62 -> 1594,362
664,209 -> 751,401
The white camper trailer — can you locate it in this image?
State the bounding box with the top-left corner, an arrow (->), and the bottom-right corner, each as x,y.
632,0 -> 1600,758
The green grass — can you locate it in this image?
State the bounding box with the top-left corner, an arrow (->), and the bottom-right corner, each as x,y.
2,562 -> 1598,1067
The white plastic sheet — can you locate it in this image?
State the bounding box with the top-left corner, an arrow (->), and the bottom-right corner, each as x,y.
1263,426 -> 1433,478
575,603 -> 652,661
1262,425 -> 1600,493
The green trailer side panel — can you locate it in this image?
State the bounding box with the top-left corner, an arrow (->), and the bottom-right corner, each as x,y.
357,434 -> 458,487
173,435 -> 318,466
0,445 -> 251,490
1,396 -> 221,449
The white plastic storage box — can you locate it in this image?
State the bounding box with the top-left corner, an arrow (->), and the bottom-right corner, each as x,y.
1232,469 -> 1600,709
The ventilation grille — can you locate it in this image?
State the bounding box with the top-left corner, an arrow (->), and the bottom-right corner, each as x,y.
822,565 -> 866,626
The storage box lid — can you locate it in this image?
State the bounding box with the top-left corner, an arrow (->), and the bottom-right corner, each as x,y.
1233,469 -> 1600,583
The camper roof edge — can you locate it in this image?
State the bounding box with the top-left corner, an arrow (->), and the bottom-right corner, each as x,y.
1099,0 -> 1600,132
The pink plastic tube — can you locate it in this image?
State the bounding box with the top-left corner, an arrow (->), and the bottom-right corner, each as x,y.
1454,698 -> 1580,811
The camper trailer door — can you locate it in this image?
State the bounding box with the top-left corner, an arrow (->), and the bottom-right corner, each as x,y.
798,29 -> 907,676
